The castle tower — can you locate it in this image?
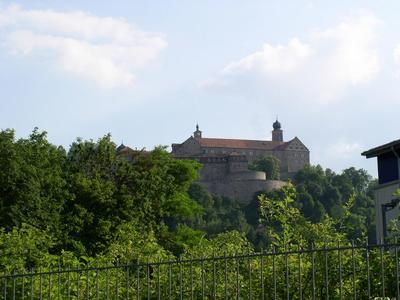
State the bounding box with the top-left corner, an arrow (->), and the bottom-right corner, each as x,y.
272,119 -> 283,142
193,124 -> 202,139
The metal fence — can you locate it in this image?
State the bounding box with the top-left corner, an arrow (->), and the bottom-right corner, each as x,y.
1,241 -> 399,299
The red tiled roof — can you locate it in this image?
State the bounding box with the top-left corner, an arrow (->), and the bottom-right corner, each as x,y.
197,137 -> 286,150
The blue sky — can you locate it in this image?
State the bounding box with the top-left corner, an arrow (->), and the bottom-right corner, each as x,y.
1,1 -> 400,177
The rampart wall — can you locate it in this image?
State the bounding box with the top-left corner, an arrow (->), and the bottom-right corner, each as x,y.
198,179 -> 286,203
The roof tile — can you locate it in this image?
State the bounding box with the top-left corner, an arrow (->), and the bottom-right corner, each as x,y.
197,137 -> 286,150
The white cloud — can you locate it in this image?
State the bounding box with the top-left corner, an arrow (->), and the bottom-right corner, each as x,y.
203,13 -> 380,103
221,38 -> 313,76
0,5 -> 167,88
312,13 -> 379,90
326,140 -> 362,159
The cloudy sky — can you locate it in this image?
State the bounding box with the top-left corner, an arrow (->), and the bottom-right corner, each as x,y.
1,1 -> 399,176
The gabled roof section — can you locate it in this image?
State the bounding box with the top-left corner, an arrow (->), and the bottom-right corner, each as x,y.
116,144 -> 133,153
362,138 -> 400,158
172,136 -> 201,153
279,137 -> 309,151
196,137 -> 286,150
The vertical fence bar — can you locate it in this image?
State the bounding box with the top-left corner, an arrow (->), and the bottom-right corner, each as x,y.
77,269 -> 81,300
86,267 -> 89,300
169,262 -> 172,299
136,263 -> 140,300
201,259 -> 205,300
12,269 -> 16,300
4,277 -> 7,300
179,258 -> 183,300
351,241 -> 356,300
31,269 -> 34,300
12,270 -> 16,300
396,237 -> 399,300
380,242 -> 385,299
285,247 -> 289,300
147,259 -> 150,300
190,256 -> 193,300
236,254 -> 240,300
298,246 -> 302,300
57,265 -> 61,300
338,242 -> 342,300
248,252 -> 252,300
116,263 -> 119,300
48,269 -> 52,300
261,250 -> 264,300
157,258 -> 161,300
96,268 -> 99,300
39,269 -> 42,300
224,252 -> 228,300
273,246 -> 276,300
366,238 -> 371,300
312,244 -> 316,300
324,243 -> 329,300
21,276 -> 25,300
106,267 -> 109,300
126,265 -> 130,300
213,254 -> 216,300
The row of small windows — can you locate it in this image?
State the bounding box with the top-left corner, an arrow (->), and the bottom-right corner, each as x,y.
204,149 -> 255,155
292,153 -> 307,158
203,148 -> 307,158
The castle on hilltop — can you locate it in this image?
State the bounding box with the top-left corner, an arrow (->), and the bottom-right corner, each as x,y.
171,121 -> 310,202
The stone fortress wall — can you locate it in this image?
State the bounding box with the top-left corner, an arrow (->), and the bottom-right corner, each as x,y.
196,146 -> 309,181
171,121 -> 310,203
192,154 -> 285,203
200,179 -> 286,204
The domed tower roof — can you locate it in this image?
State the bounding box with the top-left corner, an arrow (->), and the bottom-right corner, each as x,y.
273,119 -> 281,130
193,123 -> 202,139
272,118 -> 283,142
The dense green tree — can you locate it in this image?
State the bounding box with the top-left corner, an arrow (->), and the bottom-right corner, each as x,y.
249,155 -> 280,180
0,224 -> 55,272
259,183 -> 346,246
63,136 -> 202,255
0,127 -> 381,280
0,129 -> 206,259
0,128 -> 69,238
294,164 -> 376,241
184,184 -> 251,237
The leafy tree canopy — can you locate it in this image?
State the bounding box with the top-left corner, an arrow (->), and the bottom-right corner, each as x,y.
249,155 -> 280,180
0,128 -> 380,274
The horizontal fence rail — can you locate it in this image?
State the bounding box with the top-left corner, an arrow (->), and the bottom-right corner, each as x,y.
1,242 -> 399,299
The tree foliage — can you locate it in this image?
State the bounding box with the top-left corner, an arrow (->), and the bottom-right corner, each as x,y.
293,165 -> 376,241
62,136 -> 202,255
249,155 -> 280,180
0,128 -> 381,281
0,128 -> 69,237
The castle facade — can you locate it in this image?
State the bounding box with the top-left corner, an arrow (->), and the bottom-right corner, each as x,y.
171,121 -> 310,202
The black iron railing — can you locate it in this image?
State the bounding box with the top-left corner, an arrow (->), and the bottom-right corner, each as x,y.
1,241 -> 399,299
